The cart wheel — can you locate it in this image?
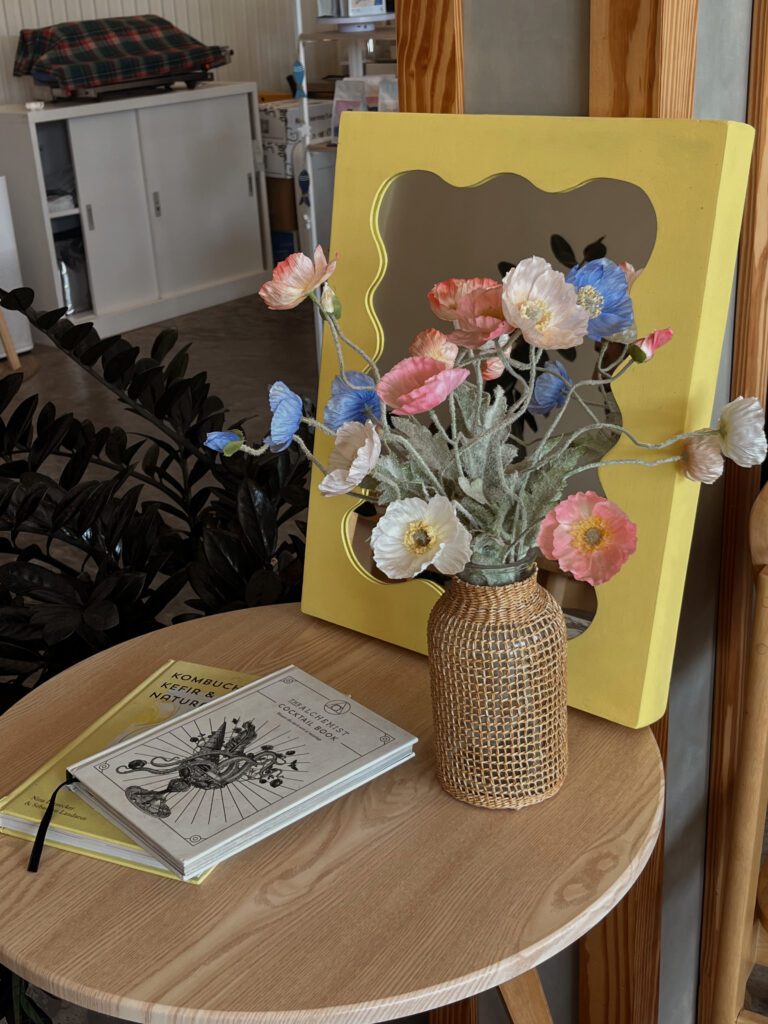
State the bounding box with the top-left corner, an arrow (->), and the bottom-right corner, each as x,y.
186,81 -> 198,90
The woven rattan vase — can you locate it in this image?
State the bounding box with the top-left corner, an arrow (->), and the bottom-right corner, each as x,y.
427,558 -> 568,809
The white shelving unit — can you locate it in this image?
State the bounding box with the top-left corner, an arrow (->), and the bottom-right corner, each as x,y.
293,4 -> 395,357
0,82 -> 271,339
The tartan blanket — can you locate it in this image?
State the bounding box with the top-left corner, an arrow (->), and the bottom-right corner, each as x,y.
14,15 -> 230,92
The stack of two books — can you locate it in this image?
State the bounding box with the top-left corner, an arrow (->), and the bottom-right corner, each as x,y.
0,661 -> 417,881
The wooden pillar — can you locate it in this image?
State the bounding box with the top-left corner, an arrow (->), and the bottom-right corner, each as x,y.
581,2 -> 698,1021
698,2 -> 768,1021
396,0 -> 465,114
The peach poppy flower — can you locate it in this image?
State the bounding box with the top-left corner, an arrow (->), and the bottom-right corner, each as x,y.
377,356 -> 469,416
619,261 -> 643,289
427,277 -> 500,321
259,245 -> 337,310
537,490 -> 637,586
681,434 -> 724,484
501,256 -> 589,351
409,329 -> 459,366
447,284 -> 512,348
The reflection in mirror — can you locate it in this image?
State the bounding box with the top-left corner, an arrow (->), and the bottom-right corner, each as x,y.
344,172 -> 657,638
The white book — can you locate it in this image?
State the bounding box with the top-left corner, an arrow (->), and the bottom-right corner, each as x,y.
64,665 -> 417,880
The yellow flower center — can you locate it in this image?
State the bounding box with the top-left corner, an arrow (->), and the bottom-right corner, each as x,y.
571,515 -> 611,554
519,298 -> 553,332
577,285 -> 604,318
403,520 -> 436,555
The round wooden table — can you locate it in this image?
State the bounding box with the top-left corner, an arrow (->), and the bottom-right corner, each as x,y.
0,605 -> 664,1024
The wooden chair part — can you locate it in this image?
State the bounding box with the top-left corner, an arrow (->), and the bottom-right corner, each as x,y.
499,970 -> 555,1023
0,308 -> 21,372
709,483 -> 768,1022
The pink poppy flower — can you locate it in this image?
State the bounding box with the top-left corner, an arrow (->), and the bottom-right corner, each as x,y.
480,344 -> 511,381
427,277 -> 500,321
259,245 -> 337,310
377,356 -> 469,416
409,329 -> 459,366
632,328 -> 674,362
447,284 -> 512,348
537,490 -> 637,586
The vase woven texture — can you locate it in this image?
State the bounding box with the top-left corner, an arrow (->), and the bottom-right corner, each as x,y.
427,573 -> 568,809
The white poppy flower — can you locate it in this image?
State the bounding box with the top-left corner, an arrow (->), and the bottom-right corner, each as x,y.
681,433 -> 724,484
319,420 -> 381,496
501,256 -> 589,351
370,495 -> 471,579
717,397 -> 768,468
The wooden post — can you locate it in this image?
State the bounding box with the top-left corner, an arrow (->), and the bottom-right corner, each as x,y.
396,0 -> 465,114
698,2 -> 768,1021
581,2 -> 698,1021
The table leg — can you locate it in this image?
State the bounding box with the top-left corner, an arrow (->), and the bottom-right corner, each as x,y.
428,996 -> 478,1023
498,970 -> 554,1023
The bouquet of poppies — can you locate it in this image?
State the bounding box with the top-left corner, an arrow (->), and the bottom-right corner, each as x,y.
205,247 -> 767,588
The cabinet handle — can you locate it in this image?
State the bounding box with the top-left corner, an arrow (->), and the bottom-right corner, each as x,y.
85,204 -> 94,231
247,172 -> 254,197
152,191 -> 162,217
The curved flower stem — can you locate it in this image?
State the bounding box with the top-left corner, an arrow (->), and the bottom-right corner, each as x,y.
551,422 -> 712,465
292,434 -> 329,475
386,432 -> 445,493
315,300 -> 381,383
530,359 -> 635,463
428,409 -> 452,443
302,416 -> 336,437
473,362 -> 485,428
242,442 -> 269,458
448,391 -> 464,478
564,454 -> 682,479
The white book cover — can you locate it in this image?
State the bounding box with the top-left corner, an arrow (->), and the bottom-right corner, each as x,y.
68,665 -> 417,878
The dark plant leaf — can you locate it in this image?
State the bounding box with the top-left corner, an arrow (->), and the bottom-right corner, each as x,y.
35,307 -> 68,331
237,481 -> 277,563
0,373 -> 23,417
60,322 -> 96,352
550,234 -> 577,269
82,599 -> 120,631
151,327 -> 179,362
583,236 -> 607,261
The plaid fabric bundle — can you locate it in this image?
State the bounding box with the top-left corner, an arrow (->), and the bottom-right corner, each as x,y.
14,15 -> 230,93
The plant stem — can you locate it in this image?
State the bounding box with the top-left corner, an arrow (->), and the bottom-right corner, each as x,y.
565,454 -> 682,479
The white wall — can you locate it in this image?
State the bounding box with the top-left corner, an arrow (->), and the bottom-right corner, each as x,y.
0,0 -> 302,105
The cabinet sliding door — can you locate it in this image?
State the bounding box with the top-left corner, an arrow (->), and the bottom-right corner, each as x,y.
138,95 -> 264,298
69,111 -> 158,315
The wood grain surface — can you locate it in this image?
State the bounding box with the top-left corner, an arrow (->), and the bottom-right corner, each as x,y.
589,0 -> 697,117
498,970 -> 554,1023
0,605 -> 663,1024
699,1 -> 768,1020
396,0 -> 464,114
582,1 -> 697,1019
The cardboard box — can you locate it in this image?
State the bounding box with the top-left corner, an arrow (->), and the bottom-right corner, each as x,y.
264,138 -> 296,179
260,99 -> 333,145
267,177 -> 298,232
271,229 -> 300,267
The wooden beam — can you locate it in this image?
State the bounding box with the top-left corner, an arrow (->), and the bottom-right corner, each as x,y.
589,0 -> 698,117
429,999 -> 478,1024
499,970 -> 555,1023
698,2 -> 768,1021
396,0 -> 464,114
582,1 -> 697,1021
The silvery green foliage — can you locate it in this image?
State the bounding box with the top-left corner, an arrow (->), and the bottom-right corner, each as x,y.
369,377 -> 584,562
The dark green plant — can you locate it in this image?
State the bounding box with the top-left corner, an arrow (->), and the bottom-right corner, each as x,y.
0,287 -> 310,715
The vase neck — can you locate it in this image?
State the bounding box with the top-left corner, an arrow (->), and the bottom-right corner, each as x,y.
459,557 -> 537,587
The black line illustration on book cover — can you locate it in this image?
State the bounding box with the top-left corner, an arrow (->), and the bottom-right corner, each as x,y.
115,718 -> 301,819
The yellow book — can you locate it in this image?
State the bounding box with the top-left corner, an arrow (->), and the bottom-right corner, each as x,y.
0,659 -> 256,882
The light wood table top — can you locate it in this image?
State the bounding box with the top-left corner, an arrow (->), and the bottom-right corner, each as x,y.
0,604 -> 664,1024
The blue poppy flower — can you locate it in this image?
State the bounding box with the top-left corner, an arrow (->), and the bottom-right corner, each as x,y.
567,258 -> 634,341
264,382 -> 303,452
204,430 -> 243,454
529,361 -> 572,416
323,371 -> 383,431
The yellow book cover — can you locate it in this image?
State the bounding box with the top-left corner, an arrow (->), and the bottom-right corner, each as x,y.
0,659 -> 256,881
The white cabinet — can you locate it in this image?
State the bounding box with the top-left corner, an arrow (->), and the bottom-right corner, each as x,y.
137,93 -> 263,297
69,110 -> 159,314
0,83 -> 270,338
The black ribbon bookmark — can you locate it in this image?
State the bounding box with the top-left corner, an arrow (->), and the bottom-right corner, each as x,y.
27,773 -> 74,873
